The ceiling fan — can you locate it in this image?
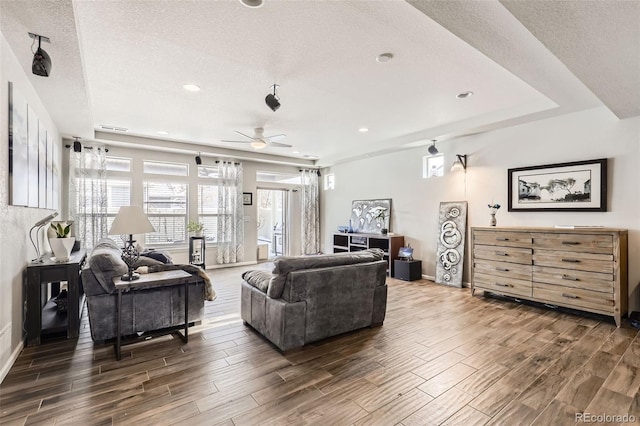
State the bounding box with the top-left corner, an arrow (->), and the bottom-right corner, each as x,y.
221,127 -> 291,150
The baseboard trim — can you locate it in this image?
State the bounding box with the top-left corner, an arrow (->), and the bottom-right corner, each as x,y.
421,274 -> 470,288
205,260 -> 258,270
0,339 -> 24,384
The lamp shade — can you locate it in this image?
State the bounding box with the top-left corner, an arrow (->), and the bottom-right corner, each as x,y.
108,206 -> 156,235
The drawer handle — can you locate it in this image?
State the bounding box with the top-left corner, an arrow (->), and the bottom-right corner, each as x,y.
562,274 -> 579,281
562,293 -> 579,299
561,258 -> 581,263
496,237 -> 509,241
562,241 -> 580,245
495,283 -> 511,288
495,252 -> 509,256
496,267 -> 510,272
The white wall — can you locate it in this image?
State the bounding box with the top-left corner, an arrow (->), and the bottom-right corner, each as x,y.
0,34 -> 61,378
321,107 -> 640,309
99,145 -> 301,266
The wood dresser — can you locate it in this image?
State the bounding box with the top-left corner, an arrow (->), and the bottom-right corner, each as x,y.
471,227 -> 628,326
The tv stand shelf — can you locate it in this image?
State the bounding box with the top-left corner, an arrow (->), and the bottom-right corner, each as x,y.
333,232 -> 404,276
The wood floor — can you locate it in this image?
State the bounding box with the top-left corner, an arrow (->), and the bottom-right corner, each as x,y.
2,265 -> 639,425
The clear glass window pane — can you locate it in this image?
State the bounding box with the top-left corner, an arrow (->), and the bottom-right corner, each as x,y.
198,165 -> 219,179
106,157 -> 131,172
106,179 -> 130,214
143,161 -> 188,176
423,155 -> 444,178
143,182 -> 187,214
256,171 -> 301,184
145,216 -> 187,245
198,185 -> 219,214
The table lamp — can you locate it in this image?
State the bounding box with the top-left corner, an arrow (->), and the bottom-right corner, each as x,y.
29,211 -> 59,262
108,205 -> 156,281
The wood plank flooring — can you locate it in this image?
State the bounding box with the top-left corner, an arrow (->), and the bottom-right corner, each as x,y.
2,264 -> 639,425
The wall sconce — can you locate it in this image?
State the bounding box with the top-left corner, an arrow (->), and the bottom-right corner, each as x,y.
451,154 -> 467,172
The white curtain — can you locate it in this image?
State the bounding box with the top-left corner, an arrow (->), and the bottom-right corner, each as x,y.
69,146 -> 108,250
216,161 -> 244,264
301,169 -> 320,255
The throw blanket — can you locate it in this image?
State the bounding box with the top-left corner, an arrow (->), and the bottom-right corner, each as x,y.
135,264 -> 216,301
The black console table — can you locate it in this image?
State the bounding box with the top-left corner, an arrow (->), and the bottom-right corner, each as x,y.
25,249 -> 87,346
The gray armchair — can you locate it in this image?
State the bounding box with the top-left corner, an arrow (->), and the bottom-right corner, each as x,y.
241,249 -> 387,351
81,239 -> 205,342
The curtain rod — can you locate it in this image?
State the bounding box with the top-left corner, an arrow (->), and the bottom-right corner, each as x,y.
215,160 -> 240,165
64,144 -> 109,152
299,169 -> 321,176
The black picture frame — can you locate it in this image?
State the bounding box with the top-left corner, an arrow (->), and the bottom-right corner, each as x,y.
508,158 -> 607,212
243,192 -> 252,206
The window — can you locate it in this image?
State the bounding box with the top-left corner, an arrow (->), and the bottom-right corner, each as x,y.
198,184 -> 221,243
106,157 -> 131,172
106,179 -> 131,231
423,154 -> 444,178
143,160 -> 188,176
143,181 -> 188,246
324,173 -> 335,190
198,165 -> 218,179
256,171 -> 301,184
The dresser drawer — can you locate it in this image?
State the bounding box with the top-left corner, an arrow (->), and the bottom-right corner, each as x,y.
533,282 -> 615,313
533,249 -> 613,274
474,245 -> 532,265
474,273 -> 532,298
475,259 -> 532,282
474,231 -> 532,248
532,233 -> 613,254
533,266 -> 613,293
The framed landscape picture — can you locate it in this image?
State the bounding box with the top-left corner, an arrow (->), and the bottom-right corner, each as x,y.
508,158 -> 607,212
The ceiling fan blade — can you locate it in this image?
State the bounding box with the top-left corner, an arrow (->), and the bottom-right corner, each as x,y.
269,141 -> 292,148
235,131 -> 255,140
221,139 -> 251,144
265,133 -> 286,142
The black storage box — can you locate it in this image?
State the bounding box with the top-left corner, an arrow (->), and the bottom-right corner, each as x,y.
394,259 -> 422,281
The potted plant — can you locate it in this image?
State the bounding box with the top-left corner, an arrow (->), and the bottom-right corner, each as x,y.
49,222 -> 75,262
187,220 -> 205,237
372,208 -> 389,235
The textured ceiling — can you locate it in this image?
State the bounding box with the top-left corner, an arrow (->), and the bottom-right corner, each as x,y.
1,0 -> 637,166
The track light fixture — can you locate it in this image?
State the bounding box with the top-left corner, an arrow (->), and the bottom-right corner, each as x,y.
195,153 -> 202,165
451,154 -> 467,172
72,136 -> 82,153
29,33 -> 52,77
427,140 -> 439,155
265,84 -> 281,112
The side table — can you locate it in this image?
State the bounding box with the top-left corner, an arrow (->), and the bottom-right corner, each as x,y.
26,249 -> 87,346
394,259 -> 422,281
112,269 -> 192,360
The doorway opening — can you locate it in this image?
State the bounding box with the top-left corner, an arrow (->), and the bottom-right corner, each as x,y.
256,188 -> 301,260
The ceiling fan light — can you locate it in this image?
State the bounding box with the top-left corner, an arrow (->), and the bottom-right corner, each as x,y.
251,140 -> 267,149
239,0 -> 264,8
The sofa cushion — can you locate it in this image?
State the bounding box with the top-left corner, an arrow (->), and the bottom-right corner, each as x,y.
268,249 -> 384,299
88,238 -> 128,294
242,270 -> 273,294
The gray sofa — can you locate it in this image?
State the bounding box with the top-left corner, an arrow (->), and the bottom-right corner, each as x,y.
241,249 -> 388,351
81,239 -> 205,342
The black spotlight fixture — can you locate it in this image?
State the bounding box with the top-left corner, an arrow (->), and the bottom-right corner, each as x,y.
195,153 -> 202,165
72,136 -> 82,153
427,140 -> 439,155
29,33 -> 52,77
265,84 -> 281,112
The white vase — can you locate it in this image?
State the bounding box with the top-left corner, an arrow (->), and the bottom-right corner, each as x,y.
50,237 -> 76,262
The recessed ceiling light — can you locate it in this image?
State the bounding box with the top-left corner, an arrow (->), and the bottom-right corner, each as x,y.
456,91 -> 474,99
359,127 -> 369,133
239,0 -> 264,8
157,131 -> 169,135
303,154 -> 318,159
376,53 -> 394,63
292,151 -> 300,154
183,84 -> 201,92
